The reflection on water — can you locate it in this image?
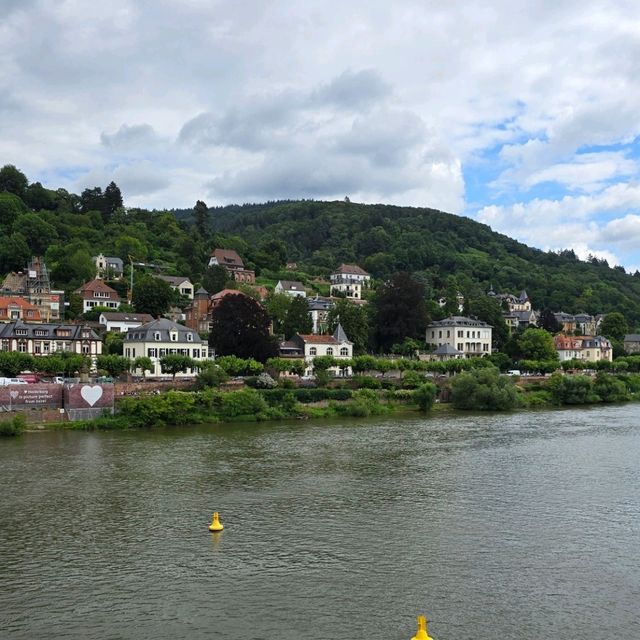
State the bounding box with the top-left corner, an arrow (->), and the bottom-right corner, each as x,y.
1,405 -> 640,639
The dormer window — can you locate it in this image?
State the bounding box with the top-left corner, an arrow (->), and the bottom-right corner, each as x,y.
170,332 -> 178,342
187,333 -> 193,342
16,329 -> 28,336
154,332 -> 161,341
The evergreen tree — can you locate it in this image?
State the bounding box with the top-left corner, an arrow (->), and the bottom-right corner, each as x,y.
0,164 -> 28,198
193,200 -> 209,236
103,181 -> 124,222
283,295 -> 312,338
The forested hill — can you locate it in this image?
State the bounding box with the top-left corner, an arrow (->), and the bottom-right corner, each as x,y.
1,159 -> 640,325
178,199 -> 640,324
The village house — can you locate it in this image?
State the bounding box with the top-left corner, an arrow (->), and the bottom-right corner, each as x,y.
184,287 -> 210,333
0,297 -> 42,323
208,248 -> 255,284
425,316 -> 493,358
274,280 -> 306,297
98,312 -> 154,333
156,275 -> 194,300
75,279 -> 121,314
307,295 -> 333,334
280,324 -> 353,376
124,318 -> 209,378
0,320 -> 102,365
329,264 -> 370,299
553,334 -> 613,363
1,257 -> 63,322
553,312 -> 599,336
92,253 -> 124,279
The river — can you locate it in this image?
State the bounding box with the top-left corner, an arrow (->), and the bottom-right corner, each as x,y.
1,405 -> 639,639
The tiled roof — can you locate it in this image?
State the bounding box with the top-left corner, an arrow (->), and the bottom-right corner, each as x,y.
75,279 -> 119,296
428,316 -> 492,328
334,264 -> 369,276
99,312 -> 154,323
211,248 -> 244,267
124,318 -> 206,344
157,275 -> 191,286
277,280 -> 305,291
624,334 -> 640,342
0,320 -> 99,340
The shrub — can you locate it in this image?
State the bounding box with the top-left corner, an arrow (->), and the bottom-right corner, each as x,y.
195,364 -> 229,389
414,383 -> 437,411
254,372 -> 278,389
546,372 -> 600,405
593,372 -> 630,403
0,413 -> 26,437
352,375 -> 381,389
219,389 -> 268,419
401,370 -> 425,389
451,367 -> 522,411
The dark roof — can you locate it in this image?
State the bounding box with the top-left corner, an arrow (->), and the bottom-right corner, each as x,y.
157,275 -> 192,286
124,318 -> 206,344
307,296 -> 333,311
75,279 -> 119,296
211,248 -> 244,268
0,320 -> 100,340
433,344 -> 462,355
427,316 -> 492,328
624,334 -> 640,342
277,280 -> 305,291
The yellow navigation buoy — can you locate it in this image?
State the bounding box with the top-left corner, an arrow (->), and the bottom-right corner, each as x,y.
208,512 -> 224,532
411,615 -> 434,640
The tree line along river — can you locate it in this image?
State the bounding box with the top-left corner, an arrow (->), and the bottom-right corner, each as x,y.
1,405 -> 639,639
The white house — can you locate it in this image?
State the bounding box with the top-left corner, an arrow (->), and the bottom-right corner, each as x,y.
329,264 -> 370,299
98,312 -> 154,333
425,316 -> 492,358
156,276 -> 194,300
274,280 -> 307,297
283,324 -> 353,376
124,318 -> 210,377
75,279 -> 121,314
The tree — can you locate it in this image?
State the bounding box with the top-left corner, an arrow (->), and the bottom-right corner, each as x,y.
209,294 -> 278,362
451,367 -> 521,411
193,200 -> 209,236
24,182 -> 56,211
0,164 -> 28,198
160,354 -> 196,379
103,181 -> 123,222
201,265 -> 229,295
373,272 -> 428,352
517,328 -> 558,361
599,312 -> 628,342
539,308 -> 559,333
96,354 -> 131,378
0,232 -> 31,274
0,192 -> 28,230
0,352 -> 35,377
414,382 -> 437,411
467,296 -> 509,348
133,356 -> 154,378
283,295 -> 312,338
104,331 -> 124,355
265,292 -> 291,336
132,275 -> 176,317
13,213 -> 57,255
80,186 -> 104,214
326,298 -> 369,354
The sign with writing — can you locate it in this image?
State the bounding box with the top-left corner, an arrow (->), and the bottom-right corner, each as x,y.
64,384 -> 115,410
0,384 -> 63,409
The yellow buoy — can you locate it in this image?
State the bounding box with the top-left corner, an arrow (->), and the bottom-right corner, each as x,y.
208,512 -> 224,532
411,615 -> 434,640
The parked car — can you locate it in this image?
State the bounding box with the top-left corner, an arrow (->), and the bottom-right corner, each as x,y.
0,377 -> 28,386
17,373 -> 40,384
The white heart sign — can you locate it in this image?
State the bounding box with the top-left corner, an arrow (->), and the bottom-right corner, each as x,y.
9,391 -> 19,399
81,385 -> 103,407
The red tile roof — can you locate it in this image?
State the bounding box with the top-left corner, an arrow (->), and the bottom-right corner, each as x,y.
211,248 -> 244,268
75,279 -> 119,297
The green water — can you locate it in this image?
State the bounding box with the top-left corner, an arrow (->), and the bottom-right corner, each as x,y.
1,406 -> 639,639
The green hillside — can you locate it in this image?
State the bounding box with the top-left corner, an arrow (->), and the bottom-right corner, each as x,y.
2,162 -> 640,326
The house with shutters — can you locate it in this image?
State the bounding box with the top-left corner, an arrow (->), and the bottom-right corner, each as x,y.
124,318 -> 210,378
553,334 -> 613,362
425,316 -> 492,358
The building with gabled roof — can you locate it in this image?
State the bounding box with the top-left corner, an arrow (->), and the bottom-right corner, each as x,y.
208,248 -> 255,283
0,297 -> 42,323
554,334 -> 612,362
75,279 -> 121,314
98,312 -> 154,333
156,275 -> 194,299
330,264 -> 370,300
93,254 -> 124,279
282,324 -> 353,376
275,280 -> 306,297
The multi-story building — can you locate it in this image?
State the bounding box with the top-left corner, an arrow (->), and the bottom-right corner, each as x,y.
208,248 -> 255,284
623,334 -> 640,354
425,316 -> 493,358
0,297 -> 42,323
280,324 -> 353,376
184,287 -> 210,333
93,254 -> 124,279
0,320 -> 102,364
124,318 -> 209,378
75,279 -> 121,314
1,257 -> 63,322
329,264 -> 370,299
553,335 -> 613,362
307,295 -> 333,334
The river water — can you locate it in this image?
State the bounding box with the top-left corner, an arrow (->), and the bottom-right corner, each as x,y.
1,405 -> 639,639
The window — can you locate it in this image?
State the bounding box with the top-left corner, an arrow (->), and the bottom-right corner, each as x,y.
16,329 -> 28,336
35,330 -> 48,337
193,349 -> 200,359
18,341 -> 27,353
326,347 -> 333,356
458,330 -> 463,337
154,332 -> 161,341
340,347 -> 348,356
148,348 -> 157,358
309,347 -> 317,356
170,332 -> 178,342
438,331 -> 442,338
446,330 -> 450,338
187,333 -> 193,342
457,343 -> 463,351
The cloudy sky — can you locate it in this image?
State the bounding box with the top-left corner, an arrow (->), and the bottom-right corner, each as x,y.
2,1 -> 640,268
